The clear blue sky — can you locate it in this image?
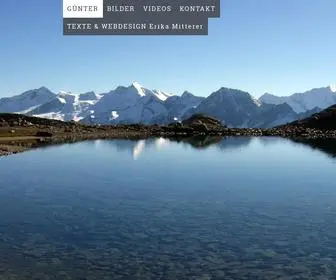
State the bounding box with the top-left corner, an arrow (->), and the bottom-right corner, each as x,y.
0,0 -> 335,98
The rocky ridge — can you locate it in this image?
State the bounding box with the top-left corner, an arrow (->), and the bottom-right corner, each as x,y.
1,111 -> 336,156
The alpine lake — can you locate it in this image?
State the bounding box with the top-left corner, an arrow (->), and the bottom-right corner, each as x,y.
1,136 -> 336,279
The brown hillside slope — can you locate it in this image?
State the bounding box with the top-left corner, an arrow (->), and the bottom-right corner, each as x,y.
280,104 -> 336,130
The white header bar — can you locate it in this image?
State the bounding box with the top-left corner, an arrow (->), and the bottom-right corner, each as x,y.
63,0 -> 103,18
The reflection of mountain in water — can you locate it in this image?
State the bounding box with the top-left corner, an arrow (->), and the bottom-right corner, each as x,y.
97,138 -> 170,160
167,136 -> 222,149
164,136 -> 254,151
256,136 -> 289,147
92,136 -> 254,159
91,136 -> 336,160
132,138 -> 170,159
216,137 -> 253,151
289,138 -> 336,158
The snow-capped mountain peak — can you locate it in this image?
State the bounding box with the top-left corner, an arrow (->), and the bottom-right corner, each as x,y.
129,82 -> 172,101
251,96 -> 262,107
112,82 -> 171,101
83,82 -> 174,124
1,83 -> 334,128
131,81 -> 146,97
56,91 -> 76,102
57,96 -> 67,104
329,84 -> 336,93
0,87 -> 56,113
260,85 -> 336,113
152,89 -> 172,101
24,89 -> 103,121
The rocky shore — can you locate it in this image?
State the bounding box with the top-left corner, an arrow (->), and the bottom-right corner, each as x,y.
1,112 -> 336,156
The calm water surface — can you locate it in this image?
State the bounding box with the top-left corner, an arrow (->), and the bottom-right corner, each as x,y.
1,137 -> 336,279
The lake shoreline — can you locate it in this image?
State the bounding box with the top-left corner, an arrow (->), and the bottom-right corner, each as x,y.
1,127 -> 336,157
1,112 -> 336,156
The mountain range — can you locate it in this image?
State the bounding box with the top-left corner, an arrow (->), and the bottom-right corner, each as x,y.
1,82 -> 335,128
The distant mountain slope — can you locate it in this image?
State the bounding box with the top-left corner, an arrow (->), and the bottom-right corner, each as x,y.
83,82 -> 172,124
162,91 -> 204,123
0,87 -> 56,113
28,91 -> 102,121
0,83 -> 334,128
183,87 -> 261,127
247,103 -> 298,128
245,104 -> 321,128
259,85 -> 336,113
284,104 -> 336,129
